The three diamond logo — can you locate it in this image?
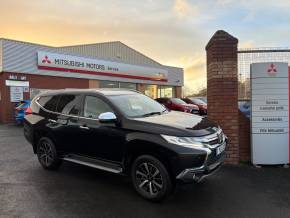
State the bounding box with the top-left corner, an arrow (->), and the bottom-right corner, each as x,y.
42,55 -> 51,64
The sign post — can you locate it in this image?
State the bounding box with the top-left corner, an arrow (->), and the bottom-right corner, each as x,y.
251,62 -> 289,165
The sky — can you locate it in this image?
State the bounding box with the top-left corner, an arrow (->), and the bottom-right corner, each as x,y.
1,0 -> 290,95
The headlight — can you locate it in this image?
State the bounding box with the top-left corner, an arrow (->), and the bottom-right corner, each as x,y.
161,135 -> 205,148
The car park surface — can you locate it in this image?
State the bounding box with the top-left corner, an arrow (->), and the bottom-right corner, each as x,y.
0,124 -> 290,217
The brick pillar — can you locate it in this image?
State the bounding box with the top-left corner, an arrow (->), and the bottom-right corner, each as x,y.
137,84 -> 145,93
206,30 -> 239,164
175,86 -> 182,98
89,79 -> 100,88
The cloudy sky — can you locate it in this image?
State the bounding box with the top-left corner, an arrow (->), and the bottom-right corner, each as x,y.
1,0 -> 290,95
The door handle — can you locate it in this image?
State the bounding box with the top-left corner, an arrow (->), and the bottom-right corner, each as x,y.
48,119 -> 57,123
80,125 -> 89,130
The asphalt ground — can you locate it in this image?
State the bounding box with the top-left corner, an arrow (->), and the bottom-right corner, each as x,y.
0,124 -> 289,218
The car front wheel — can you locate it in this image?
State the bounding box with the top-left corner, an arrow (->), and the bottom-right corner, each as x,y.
37,137 -> 62,170
131,155 -> 173,202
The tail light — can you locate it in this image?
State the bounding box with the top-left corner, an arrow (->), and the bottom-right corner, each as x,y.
25,107 -> 33,115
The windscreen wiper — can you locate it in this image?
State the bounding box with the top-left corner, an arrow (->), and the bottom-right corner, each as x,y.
141,111 -> 162,117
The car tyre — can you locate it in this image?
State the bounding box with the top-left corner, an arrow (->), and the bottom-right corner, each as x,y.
37,137 -> 62,170
131,155 -> 173,202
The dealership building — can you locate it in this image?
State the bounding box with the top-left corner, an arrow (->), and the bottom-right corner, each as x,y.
0,38 -> 183,123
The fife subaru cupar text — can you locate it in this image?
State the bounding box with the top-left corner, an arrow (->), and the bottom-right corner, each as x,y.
23,89 -> 227,201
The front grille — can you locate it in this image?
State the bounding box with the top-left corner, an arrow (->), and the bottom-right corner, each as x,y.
207,132 -> 224,146
208,138 -> 219,145
206,150 -> 224,166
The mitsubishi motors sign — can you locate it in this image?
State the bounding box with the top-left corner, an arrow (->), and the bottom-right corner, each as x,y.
251,62 -> 290,165
37,51 -> 168,82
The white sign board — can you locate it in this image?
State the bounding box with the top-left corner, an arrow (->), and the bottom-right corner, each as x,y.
5,80 -> 29,87
37,51 -> 168,82
10,86 -> 24,102
251,62 -> 289,165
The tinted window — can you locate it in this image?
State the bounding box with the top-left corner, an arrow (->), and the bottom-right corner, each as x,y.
156,98 -> 169,104
189,98 -> 206,104
182,98 -> 191,104
38,95 -> 60,112
83,96 -> 113,119
171,98 -> 186,104
119,82 -> 137,90
99,81 -> 119,88
56,95 -> 82,115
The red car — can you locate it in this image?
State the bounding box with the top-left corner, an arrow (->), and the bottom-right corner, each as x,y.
182,97 -> 207,115
155,97 -> 199,114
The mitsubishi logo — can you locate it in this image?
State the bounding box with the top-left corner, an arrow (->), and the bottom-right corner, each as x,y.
42,55 -> 51,64
267,63 -> 277,76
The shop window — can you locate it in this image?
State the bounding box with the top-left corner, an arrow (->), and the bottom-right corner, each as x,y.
119,82 -> 137,90
99,81 -> 119,88
99,80 -> 137,90
158,86 -> 175,98
144,85 -> 158,99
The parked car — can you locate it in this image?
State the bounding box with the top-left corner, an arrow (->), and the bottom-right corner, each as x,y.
15,100 -> 31,124
155,97 -> 199,115
24,89 -> 227,202
195,96 -> 207,103
238,100 -> 250,118
182,97 -> 207,115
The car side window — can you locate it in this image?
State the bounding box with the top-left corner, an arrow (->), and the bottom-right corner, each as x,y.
56,95 -> 82,116
38,95 -> 60,112
83,96 -> 113,119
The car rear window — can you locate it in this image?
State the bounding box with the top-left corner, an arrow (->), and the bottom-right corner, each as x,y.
38,95 -> 60,112
56,95 -> 82,115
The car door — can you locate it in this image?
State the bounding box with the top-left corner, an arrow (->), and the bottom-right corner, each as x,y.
52,94 -> 83,154
77,95 -> 125,163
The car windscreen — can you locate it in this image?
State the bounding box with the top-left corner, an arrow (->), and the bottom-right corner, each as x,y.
108,94 -> 166,118
171,98 -> 186,104
189,98 -> 206,104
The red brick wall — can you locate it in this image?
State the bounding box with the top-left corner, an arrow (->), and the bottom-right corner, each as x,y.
175,86 -> 182,98
0,72 -> 89,123
206,30 -> 240,164
239,111 -> 251,162
0,73 -> 7,123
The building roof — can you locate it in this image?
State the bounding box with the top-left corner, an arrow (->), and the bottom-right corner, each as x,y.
0,38 -> 162,67
59,41 -> 162,67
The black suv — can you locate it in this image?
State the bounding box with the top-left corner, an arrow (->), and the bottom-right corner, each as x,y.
24,89 -> 227,201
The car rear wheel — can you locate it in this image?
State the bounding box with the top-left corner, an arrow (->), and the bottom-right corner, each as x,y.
37,137 -> 62,170
131,155 -> 173,202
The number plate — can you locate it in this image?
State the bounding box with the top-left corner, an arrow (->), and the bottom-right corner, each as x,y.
216,143 -> 226,156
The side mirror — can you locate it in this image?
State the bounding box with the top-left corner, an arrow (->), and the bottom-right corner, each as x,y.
98,112 -> 117,123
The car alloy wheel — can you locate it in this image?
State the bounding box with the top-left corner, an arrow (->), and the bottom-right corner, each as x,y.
135,162 -> 163,196
38,140 -> 54,167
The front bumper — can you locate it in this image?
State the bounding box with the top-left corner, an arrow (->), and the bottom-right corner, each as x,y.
176,141 -> 226,182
